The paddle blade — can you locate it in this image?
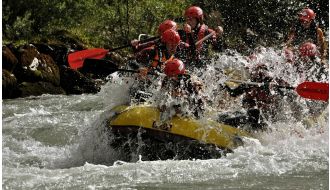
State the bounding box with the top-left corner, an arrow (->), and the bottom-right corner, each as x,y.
68,48 -> 109,69
79,58 -> 120,77
296,82 -> 329,101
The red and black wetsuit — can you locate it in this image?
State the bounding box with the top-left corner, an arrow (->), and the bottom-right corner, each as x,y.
178,24 -> 223,69
289,20 -> 318,46
135,41 -> 189,73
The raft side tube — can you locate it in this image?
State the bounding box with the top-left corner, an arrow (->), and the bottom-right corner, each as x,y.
108,105 -> 251,149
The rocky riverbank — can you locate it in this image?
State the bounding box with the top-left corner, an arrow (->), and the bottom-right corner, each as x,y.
2,39 -> 126,99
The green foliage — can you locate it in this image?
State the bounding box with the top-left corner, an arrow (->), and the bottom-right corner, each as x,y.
3,0 -> 98,40
191,0 -> 328,46
2,0 -> 328,49
6,11 -> 34,40
79,0 -> 192,48
2,0 -> 192,48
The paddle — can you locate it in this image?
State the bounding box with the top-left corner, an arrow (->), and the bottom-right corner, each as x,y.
68,29 -> 217,70
80,58 -> 170,79
195,31 -> 216,46
295,81 -> 329,102
79,58 -> 139,76
227,79 -> 329,102
68,36 -> 159,70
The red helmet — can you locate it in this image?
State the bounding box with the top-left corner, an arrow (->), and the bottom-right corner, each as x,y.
161,29 -> 181,46
298,8 -> 316,22
184,6 -> 203,21
158,20 -> 177,35
299,42 -> 318,57
164,59 -> 185,77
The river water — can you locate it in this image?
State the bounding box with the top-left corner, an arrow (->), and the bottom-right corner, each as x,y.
2,48 -> 329,189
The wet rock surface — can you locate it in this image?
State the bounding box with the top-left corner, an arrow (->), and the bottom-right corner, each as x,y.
2,69 -> 18,99
2,41 -> 120,99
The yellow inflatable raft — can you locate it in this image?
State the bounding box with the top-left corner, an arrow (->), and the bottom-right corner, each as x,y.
107,104 -> 252,161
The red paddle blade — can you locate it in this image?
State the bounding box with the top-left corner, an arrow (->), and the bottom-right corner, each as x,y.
68,48 -> 109,69
296,82 -> 329,101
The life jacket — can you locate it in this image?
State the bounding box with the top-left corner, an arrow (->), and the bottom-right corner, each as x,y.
244,87 -> 276,112
151,47 -> 174,70
244,74 -> 278,110
186,24 -> 208,52
293,21 -> 318,46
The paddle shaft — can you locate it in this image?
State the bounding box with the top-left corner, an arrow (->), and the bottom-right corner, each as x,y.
68,36 -> 160,69
195,31 -> 216,46
227,79 -> 295,89
116,31 -> 213,51
227,79 -> 328,101
116,68 -> 164,76
110,36 -> 159,52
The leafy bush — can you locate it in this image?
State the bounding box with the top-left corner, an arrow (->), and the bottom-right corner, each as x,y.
2,0 -> 328,50
3,0 -> 192,47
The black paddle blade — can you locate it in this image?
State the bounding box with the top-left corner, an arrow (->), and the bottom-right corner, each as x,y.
79,58 -> 119,77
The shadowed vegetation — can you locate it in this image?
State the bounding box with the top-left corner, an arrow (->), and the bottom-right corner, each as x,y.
3,0 -> 328,52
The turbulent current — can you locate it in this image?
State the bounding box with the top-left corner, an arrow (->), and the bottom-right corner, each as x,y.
2,48 -> 329,189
